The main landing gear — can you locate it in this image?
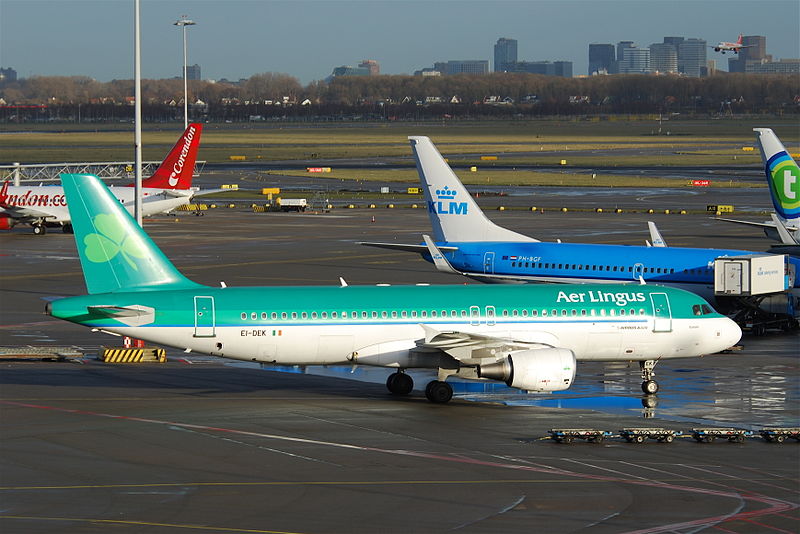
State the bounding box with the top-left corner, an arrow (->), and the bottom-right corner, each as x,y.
385,372 -> 454,404
386,371 -> 413,396
640,360 -> 659,395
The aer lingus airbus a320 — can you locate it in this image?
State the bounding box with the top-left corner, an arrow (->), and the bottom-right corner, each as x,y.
47,174 -> 741,401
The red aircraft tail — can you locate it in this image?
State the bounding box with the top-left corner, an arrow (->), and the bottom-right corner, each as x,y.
736,34 -> 743,45
141,123 -> 203,189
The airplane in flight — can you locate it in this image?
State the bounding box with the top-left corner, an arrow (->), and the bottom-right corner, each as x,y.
715,128 -> 799,245
46,173 -> 740,401
711,34 -> 751,54
0,123 -> 203,235
361,136 -> 800,310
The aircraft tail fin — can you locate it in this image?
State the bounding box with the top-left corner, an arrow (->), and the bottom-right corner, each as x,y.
408,136 -> 537,243
737,34 -> 743,45
141,123 -> 203,189
61,173 -> 202,294
754,128 -> 800,220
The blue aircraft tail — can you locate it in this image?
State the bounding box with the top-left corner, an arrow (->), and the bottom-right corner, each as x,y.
754,128 -> 800,220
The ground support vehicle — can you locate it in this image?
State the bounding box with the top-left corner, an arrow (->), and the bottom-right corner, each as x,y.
759,428 -> 800,443
619,428 -> 682,443
691,428 -> 753,443
548,429 -> 613,444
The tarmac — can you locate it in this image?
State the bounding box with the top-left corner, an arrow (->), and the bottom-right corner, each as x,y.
1,193 -> 798,533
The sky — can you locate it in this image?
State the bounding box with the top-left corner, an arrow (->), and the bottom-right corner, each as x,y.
1,0 -> 799,85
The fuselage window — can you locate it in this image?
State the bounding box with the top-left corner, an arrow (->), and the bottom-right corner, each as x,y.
402,311 -> 408,318
561,309 -> 567,316
331,312 -> 337,318
600,309 -> 606,316
628,266 -> 633,272
421,311 -> 428,318
412,311 -> 418,318
271,312 -> 277,320
525,262 -> 529,268
592,265 -> 597,271
612,266 -> 617,272
511,262 -> 516,267
391,311 -> 397,318
461,310 -> 467,317
241,312 -> 247,320
431,311 -> 437,317
620,309 -> 626,316
451,310 -> 457,317
532,310 -> 538,317
372,311 -> 378,318
609,309 -> 615,316
381,311 -> 387,318
581,309 -> 587,316
502,310 -> 509,317
340,311 -> 347,318
558,263 -> 563,269
551,309 -> 558,316
281,312 -> 287,320
590,309 -> 596,316
312,312 -> 318,319
251,312 -> 257,320
571,309 -> 577,316
321,312 -> 327,319
512,310 -> 519,317
639,309 -> 646,315
629,308 -> 635,316
260,312 -> 266,320
542,310 -> 548,316
301,312 -> 308,319
362,311 -> 368,319
545,263 -> 550,269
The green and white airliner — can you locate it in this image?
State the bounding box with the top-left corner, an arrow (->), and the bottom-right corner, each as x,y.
47,174 -> 742,402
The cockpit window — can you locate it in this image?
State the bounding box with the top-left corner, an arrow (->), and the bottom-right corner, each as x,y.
702,304 -> 713,315
692,304 -> 702,316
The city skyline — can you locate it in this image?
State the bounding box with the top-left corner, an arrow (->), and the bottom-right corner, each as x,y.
1,0 -> 798,85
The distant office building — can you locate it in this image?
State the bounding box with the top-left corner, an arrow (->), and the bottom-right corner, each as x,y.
588,43 -> 615,75
649,43 -> 678,74
619,47 -> 650,74
329,65 -> 372,79
433,60 -> 489,75
744,58 -> 800,74
663,36 -> 684,49
413,68 -> 442,77
186,64 -> 201,81
494,38 -> 518,72
509,60 -> 572,77
359,59 -> 380,76
0,67 -> 18,83
678,38 -> 707,77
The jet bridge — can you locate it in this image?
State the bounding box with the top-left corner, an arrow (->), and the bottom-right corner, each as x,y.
714,254 -> 798,335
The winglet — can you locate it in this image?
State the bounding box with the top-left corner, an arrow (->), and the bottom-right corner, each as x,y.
422,234 -> 461,274
647,221 -> 667,247
141,123 -> 203,189
754,128 -> 800,220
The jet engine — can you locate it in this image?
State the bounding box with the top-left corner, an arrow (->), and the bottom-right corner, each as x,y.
478,348 -> 576,392
0,215 -> 16,230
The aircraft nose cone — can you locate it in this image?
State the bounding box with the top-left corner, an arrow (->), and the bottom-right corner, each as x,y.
717,317 -> 742,352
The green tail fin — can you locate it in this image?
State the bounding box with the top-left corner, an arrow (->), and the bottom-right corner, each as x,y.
61,173 -> 202,294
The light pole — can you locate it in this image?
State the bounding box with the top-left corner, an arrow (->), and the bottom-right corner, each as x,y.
174,15 -> 196,129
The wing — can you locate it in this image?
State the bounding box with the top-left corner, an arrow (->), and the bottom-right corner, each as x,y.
417,324 -> 556,364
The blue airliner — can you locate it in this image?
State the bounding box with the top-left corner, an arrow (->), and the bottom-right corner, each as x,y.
362,135 -> 800,316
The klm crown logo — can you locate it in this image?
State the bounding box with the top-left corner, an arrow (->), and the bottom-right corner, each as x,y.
429,185 -> 468,215
436,186 -> 457,200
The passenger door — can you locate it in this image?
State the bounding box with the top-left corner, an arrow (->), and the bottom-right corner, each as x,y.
650,292 -> 672,332
193,296 -> 216,337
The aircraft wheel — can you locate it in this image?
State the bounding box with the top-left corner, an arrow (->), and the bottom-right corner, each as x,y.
634,435 -> 646,444
33,224 -> 46,235
62,223 -> 74,234
386,372 -> 413,395
425,380 -> 453,404
642,380 -> 659,395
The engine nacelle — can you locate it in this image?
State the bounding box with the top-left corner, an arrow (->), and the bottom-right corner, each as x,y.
0,215 -> 16,230
479,348 -> 576,392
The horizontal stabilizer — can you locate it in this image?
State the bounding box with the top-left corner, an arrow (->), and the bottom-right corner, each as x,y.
360,241 -> 458,253
88,305 -> 155,326
422,234 -> 461,274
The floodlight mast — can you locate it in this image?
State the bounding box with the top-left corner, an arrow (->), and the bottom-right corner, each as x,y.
174,15 -> 196,129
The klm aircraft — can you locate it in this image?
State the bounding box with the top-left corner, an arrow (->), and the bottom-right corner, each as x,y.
46,174 -> 740,399
362,136 -> 800,308
716,128 -> 799,245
